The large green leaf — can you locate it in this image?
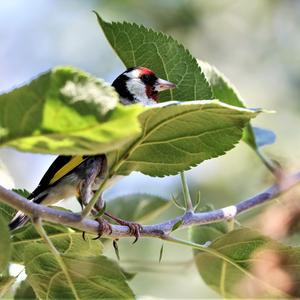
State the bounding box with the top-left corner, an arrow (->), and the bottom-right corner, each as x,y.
198,60 -> 276,150
24,243 -> 134,299
0,66 -> 143,155
0,276 -> 16,298
191,228 -> 300,298
11,223 -> 102,263
0,215 -> 10,273
107,193 -> 170,223
96,13 -> 212,102
108,100 -> 259,177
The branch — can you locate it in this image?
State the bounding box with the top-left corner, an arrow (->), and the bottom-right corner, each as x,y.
1,171 -> 300,240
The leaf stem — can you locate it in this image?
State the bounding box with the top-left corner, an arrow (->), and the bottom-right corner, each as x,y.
33,218 -> 59,256
33,218 -> 80,300
180,172 -> 194,212
255,149 -> 281,176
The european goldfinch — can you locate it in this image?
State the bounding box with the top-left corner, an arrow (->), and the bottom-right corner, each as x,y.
9,67 -> 176,238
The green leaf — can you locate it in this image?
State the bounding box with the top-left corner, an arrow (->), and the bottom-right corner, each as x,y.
0,215 -> 11,273
198,60 -> 276,150
96,13 -> 212,102
24,243 -> 134,299
0,276 -> 16,298
11,223 -> 102,263
0,66 -> 143,155
108,100 -> 259,177
15,280 -> 37,300
191,228 -> 300,298
107,193 -> 170,223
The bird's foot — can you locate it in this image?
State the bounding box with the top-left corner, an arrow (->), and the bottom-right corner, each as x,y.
81,218 -> 112,241
92,217 -> 112,240
104,212 -> 142,243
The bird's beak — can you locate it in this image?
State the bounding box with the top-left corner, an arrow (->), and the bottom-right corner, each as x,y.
155,78 -> 176,92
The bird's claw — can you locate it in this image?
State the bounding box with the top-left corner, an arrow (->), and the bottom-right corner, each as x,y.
104,212 -> 142,243
115,220 -> 142,243
129,222 -> 142,244
92,218 -> 112,240
81,218 -> 112,241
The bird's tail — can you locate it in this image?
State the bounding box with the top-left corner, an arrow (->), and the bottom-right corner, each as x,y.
9,192 -> 48,231
9,211 -> 30,230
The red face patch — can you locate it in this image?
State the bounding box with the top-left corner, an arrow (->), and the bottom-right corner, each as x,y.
145,84 -> 158,102
138,67 -> 155,76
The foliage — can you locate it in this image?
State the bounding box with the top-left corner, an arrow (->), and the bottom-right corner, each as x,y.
25,243 -> 134,299
0,67 -> 143,155
191,228 -> 300,298
0,12 -> 294,300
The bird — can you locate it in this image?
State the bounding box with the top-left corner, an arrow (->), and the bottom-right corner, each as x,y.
9,66 -> 176,240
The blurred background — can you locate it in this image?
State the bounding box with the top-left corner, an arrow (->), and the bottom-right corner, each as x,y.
1,0 -> 300,298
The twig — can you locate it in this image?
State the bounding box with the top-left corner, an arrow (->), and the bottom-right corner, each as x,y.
180,172 -> 194,212
1,171 -> 300,240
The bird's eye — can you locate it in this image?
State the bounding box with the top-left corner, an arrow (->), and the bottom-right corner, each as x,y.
141,74 -> 151,82
141,74 -> 156,85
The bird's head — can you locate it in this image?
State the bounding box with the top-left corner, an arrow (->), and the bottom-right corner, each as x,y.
112,67 -> 176,105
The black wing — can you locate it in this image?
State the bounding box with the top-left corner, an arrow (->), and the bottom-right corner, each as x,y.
28,155 -> 84,199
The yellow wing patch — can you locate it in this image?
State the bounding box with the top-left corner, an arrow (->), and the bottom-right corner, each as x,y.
49,156 -> 87,185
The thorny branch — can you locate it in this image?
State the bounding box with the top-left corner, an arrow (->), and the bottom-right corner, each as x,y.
1,171 -> 300,240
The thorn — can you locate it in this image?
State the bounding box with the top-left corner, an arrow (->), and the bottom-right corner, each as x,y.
113,239 -> 120,260
159,243 -> 164,263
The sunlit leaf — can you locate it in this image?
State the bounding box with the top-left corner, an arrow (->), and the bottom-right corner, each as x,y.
0,66 -> 143,155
